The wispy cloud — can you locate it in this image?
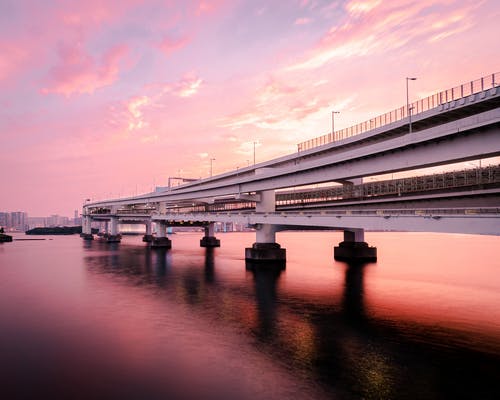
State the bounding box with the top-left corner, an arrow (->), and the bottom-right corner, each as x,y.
286,0 -> 482,71
42,43 -> 128,96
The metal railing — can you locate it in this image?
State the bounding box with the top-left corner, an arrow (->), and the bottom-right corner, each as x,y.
277,165 -> 499,206
297,72 -> 499,151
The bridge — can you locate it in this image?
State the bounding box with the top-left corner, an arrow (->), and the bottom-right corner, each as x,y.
82,72 -> 500,264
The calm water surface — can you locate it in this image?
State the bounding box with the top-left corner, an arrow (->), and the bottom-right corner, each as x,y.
0,231 -> 499,399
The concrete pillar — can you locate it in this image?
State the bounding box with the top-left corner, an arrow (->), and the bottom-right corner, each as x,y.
334,228 -> 377,262
106,217 -> 121,243
142,219 -> 153,242
151,221 -> 171,248
81,216 -> 93,240
200,222 -> 220,247
245,190 -> 286,264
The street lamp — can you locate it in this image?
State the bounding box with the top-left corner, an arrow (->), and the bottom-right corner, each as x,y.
406,77 -> 417,134
332,111 -> 340,141
210,158 -> 215,177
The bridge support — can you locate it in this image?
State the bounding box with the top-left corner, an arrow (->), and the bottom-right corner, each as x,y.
245,190 -> 286,264
151,221 -> 171,249
200,222 -> 220,247
142,220 -> 153,242
106,217 -> 121,243
334,229 -> 376,262
81,216 -> 94,240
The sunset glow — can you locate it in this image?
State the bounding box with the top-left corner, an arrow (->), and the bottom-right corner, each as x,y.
1,0 -> 498,216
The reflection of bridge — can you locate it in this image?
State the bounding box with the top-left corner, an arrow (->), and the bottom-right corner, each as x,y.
83,72 -> 500,263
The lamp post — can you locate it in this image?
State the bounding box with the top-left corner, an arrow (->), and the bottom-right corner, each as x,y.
210,158 -> 215,177
406,77 -> 417,134
332,111 -> 340,141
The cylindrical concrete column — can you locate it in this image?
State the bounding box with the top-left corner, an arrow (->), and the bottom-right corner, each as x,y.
344,229 -> 364,243
81,216 -> 94,240
201,222 -> 220,247
334,228 -> 376,262
110,217 -> 119,236
256,224 -> 276,244
142,219 -> 153,242
106,217 -> 121,243
246,190 -> 285,264
151,220 -> 171,248
83,216 -> 92,234
256,190 -> 275,212
156,221 -> 166,238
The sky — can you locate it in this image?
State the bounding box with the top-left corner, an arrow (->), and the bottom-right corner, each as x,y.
0,0 -> 499,217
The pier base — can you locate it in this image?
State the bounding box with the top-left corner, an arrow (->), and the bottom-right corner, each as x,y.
151,237 -> 172,249
200,236 -> 220,247
81,233 -> 94,241
106,234 -> 121,243
334,241 -> 377,262
245,243 -> 286,264
142,234 -> 153,243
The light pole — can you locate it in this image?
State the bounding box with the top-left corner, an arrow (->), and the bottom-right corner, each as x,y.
406,77 -> 417,134
210,158 -> 215,177
331,111 -> 340,141
253,141 -> 258,165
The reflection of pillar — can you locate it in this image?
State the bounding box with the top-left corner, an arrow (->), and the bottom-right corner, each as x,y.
334,228 -> 376,262
204,248 -> 215,283
151,221 -> 171,248
81,216 -> 94,240
200,222 -> 220,247
342,263 -> 367,325
245,190 -> 286,264
142,219 -> 153,242
248,264 -> 283,340
107,217 -> 121,243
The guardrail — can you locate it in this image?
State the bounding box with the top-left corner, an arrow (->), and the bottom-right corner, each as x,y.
297,72 -> 499,151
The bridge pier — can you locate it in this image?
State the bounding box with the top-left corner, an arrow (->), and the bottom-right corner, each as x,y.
151,221 -> 171,249
245,190 -> 286,264
200,222 -> 220,247
81,216 -> 94,240
106,217 -> 121,243
334,229 -> 377,262
142,220 -> 153,242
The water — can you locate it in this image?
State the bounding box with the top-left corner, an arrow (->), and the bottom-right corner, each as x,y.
0,231 -> 499,399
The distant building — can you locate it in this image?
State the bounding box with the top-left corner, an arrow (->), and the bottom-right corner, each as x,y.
0,211 -> 28,231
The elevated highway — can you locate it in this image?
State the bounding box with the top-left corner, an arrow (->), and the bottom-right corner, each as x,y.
83,72 -> 500,263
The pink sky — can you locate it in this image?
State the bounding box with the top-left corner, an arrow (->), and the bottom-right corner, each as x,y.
0,0 -> 499,217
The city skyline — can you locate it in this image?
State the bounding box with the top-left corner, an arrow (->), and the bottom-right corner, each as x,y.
1,0 -> 499,216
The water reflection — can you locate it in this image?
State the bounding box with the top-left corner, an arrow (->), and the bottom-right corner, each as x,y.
79,239 -> 500,400
342,262 -> 368,326
247,263 -> 283,341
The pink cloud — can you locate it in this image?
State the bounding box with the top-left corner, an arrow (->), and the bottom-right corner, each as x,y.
158,35 -> 191,56
287,0 -> 482,71
195,0 -> 226,16
163,73 -> 204,98
42,43 -> 128,96
0,41 -> 28,82
295,17 -> 312,25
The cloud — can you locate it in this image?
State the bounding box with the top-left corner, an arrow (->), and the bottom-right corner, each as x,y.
162,72 -> 204,98
127,95 -> 151,131
294,17 -> 312,25
0,41 -> 28,82
286,0 -> 481,71
158,35 -> 191,56
42,43 -> 128,96
220,77 -> 333,132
